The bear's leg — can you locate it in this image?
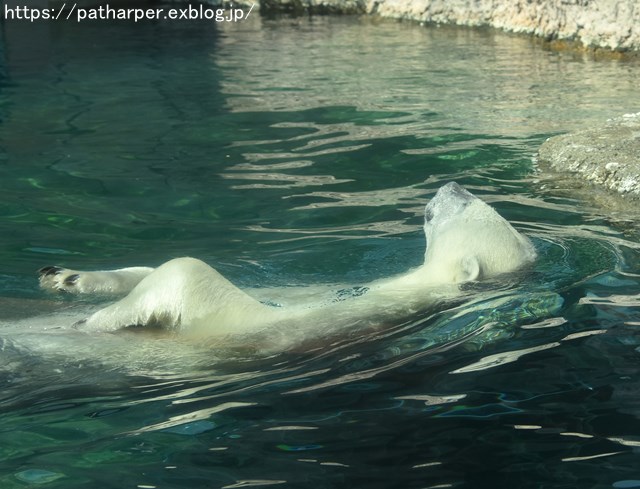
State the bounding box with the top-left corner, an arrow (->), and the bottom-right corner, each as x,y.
77,257 -> 272,333
38,266 -> 155,295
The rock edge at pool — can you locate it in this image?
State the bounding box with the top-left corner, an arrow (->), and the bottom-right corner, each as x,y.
538,112 -> 640,201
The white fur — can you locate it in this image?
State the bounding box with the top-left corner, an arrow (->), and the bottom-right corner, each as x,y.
38,183 -> 536,341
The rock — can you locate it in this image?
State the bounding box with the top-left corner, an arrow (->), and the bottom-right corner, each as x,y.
249,0 -> 640,53
363,0 -> 640,52
537,113 -> 640,200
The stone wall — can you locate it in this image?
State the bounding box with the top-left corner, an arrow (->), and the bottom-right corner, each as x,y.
254,0 -> 640,52
364,0 -> 640,52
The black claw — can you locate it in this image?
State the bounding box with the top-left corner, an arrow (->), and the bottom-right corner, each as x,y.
38,266 -> 64,277
64,274 -> 80,286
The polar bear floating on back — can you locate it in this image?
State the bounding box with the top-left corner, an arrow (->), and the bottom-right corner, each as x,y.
38,183 -> 536,340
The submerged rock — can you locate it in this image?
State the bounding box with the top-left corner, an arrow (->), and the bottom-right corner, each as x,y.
259,0 -> 364,15
537,113 -> 640,201
15,469 -> 65,484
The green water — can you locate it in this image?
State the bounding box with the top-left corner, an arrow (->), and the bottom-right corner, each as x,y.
1,13 -> 640,489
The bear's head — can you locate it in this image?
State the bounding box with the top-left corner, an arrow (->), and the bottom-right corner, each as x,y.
421,182 -> 536,284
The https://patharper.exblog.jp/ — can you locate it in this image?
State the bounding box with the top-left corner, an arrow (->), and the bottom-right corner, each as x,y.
2,3 -> 256,23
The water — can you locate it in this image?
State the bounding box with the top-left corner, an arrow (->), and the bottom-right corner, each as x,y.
1,13 -> 640,489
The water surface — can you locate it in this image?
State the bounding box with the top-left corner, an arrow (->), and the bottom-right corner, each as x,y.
1,13 -> 640,489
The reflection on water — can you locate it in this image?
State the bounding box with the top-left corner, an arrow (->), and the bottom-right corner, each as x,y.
1,13 -> 640,489
216,17 -> 639,137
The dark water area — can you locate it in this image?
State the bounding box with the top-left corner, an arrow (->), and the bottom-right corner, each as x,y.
1,12 -> 640,489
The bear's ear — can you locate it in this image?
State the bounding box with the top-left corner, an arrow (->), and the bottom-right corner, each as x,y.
455,255 -> 480,283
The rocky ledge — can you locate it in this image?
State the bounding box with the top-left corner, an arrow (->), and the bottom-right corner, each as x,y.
253,0 -> 640,53
537,113 -> 640,200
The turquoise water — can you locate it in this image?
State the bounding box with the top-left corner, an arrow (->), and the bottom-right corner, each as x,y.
2,13 -> 640,489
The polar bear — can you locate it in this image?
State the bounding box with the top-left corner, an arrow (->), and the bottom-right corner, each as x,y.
38,183 -> 536,341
